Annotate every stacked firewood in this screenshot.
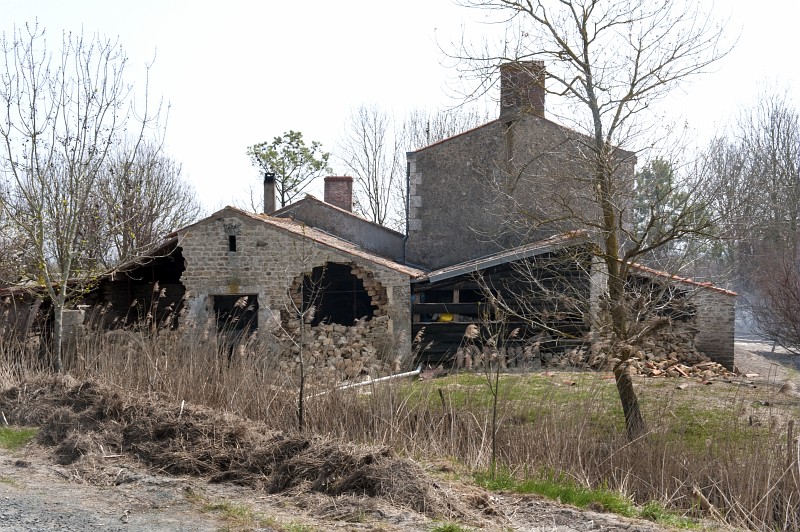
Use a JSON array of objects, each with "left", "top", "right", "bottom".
[
  {"left": 454, "top": 326, "right": 733, "bottom": 379},
  {"left": 579, "top": 327, "right": 734, "bottom": 378},
  {"left": 274, "top": 316, "right": 396, "bottom": 382}
]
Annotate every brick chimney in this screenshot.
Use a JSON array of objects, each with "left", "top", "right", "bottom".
[
  {"left": 500, "top": 61, "right": 545, "bottom": 119},
  {"left": 263, "top": 172, "right": 276, "bottom": 214},
  {"left": 324, "top": 176, "right": 353, "bottom": 211}
]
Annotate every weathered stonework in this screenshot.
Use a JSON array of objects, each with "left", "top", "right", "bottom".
[
  {"left": 178, "top": 208, "right": 419, "bottom": 362},
  {"left": 691, "top": 287, "right": 736, "bottom": 370},
  {"left": 405, "top": 113, "right": 633, "bottom": 270}
]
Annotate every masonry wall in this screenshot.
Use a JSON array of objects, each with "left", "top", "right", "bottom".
[
  {"left": 178, "top": 211, "right": 414, "bottom": 361},
  {"left": 691, "top": 288, "right": 735, "bottom": 370},
  {"left": 406, "top": 114, "right": 625, "bottom": 270},
  {"left": 275, "top": 199, "right": 405, "bottom": 261}
]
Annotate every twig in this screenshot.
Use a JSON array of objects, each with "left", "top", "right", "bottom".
[
  {"left": 691, "top": 485, "right": 723, "bottom": 520},
  {"left": 1, "top": 411, "right": 8, "bottom": 426},
  {"left": 178, "top": 399, "right": 185, "bottom": 419}
]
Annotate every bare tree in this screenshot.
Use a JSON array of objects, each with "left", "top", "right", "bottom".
[
  {"left": 703, "top": 91, "right": 800, "bottom": 287},
  {"left": 96, "top": 140, "right": 202, "bottom": 267},
  {"left": 402, "top": 106, "right": 492, "bottom": 151},
  {"left": 750, "top": 246, "right": 800, "bottom": 354},
  {"left": 0, "top": 24, "right": 163, "bottom": 372},
  {"left": 454, "top": 0, "right": 728, "bottom": 438},
  {"left": 339, "top": 105, "right": 404, "bottom": 228},
  {"left": 337, "top": 105, "right": 491, "bottom": 231},
  {"left": 702, "top": 91, "right": 800, "bottom": 346}
]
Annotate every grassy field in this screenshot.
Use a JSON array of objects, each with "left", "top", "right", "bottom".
[{"left": 0, "top": 328, "right": 798, "bottom": 530}]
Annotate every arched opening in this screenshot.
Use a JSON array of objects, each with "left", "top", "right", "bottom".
[{"left": 300, "top": 263, "right": 375, "bottom": 326}]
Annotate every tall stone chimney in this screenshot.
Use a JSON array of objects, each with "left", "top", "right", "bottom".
[
  {"left": 324, "top": 176, "right": 353, "bottom": 212},
  {"left": 263, "top": 172, "right": 276, "bottom": 214},
  {"left": 500, "top": 61, "right": 546, "bottom": 119}
]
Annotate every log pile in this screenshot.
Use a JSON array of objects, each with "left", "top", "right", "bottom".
[
  {"left": 454, "top": 326, "right": 733, "bottom": 379},
  {"left": 579, "top": 326, "right": 734, "bottom": 379},
  {"left": 274, "top": 316, "right": 396, "bottom": 383}
]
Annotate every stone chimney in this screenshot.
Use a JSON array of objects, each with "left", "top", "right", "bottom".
[
  {"left": 500, "top": 61, "right": 545, "bottom": 119},
  {"left": 324, "top": 176, "right": 353, "bottom": 211},
  {"left": 263, "top": 172, "right": 276, "bottom": 214}
]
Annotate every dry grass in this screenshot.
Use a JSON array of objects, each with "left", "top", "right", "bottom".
[{"left": 0, "top": 323, "right": 799, "bottom": 531}]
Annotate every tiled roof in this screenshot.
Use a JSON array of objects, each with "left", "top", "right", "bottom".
[
  {"left": 418, "top": 231, "right": 589, "bottom": 284},
  {"left": 415, "top": 229, "right": 735, "bottom": 296},
  {"left": 180, "top": 206, "right": 424, "bottom": 278},
  {"left": 272, "top": 194, "right": 405, "bottom": 238},
  {"left": 627, "top": 262, "right": 737, "bottom": 296}
]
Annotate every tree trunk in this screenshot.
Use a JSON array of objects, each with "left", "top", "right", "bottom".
[
  {"left": 613, "top": 364, "right": 646, "bottom": 439},
  {"left": 52, "top": 304, "right": 63, "bottom": 374}
]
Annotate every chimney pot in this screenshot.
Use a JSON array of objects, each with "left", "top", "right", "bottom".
[
  {"left": 324, "top": 176, "right": 353, "bottom": 212},
  {"left": 500, "top": 61, "right": 546, "bottom": 119},
  {"left": 263, "top": 172, "right": 276, "bottom": 214}
]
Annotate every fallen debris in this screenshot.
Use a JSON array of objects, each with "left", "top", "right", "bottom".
[{"left": 0, "top": 375, "right": 480, "bottom": 521}]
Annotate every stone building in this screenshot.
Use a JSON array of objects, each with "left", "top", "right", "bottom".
[
  {"left": 1, "top": 61, "right": 735, "bottom": 372},
  {"left": 406, "top": 61, "right": 635, "bottom": 270},
  {"left": 175, "top": 204, "right": 421, "bottom": 359}
]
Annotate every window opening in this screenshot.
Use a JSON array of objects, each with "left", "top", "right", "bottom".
[
  {"left": 228, "top": 235, "right": 237, "bottom": 252},
  {"left": 301, "top": 263, "right": 374, "bottom": 326},
  {"left": 213, "top": 295, "right": 258, "bottom": 335}
]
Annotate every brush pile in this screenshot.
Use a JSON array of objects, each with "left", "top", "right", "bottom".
[{"left": 0, "top": 375, "right": 473, "bottom": 520}]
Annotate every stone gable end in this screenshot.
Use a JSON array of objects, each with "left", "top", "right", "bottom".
[{"left": 178, "top": 211, "right": 413, "bottom": 359}]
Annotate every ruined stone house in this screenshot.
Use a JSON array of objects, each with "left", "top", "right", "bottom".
[
  {"left": 403, "top": 61, "right": 734, "bottom": 369},
  {"left": 1, "top": 61, "right": 735, "bottom": 372}
]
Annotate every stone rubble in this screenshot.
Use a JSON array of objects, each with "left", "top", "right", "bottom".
[{"left": 273, "top": 315, "right": 398, "bottom": 383}]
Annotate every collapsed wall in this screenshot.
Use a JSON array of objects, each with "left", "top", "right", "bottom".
[{"left": 273, "top": 315, "right": 399, "bottom": 383}]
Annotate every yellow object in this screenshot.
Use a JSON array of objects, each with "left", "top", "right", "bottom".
[{"left": 438, "top": 313, "right": 454, "bottom": 322}]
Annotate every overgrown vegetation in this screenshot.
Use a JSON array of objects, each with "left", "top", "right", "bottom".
[{"left": 0, "top": 323, "right": 797, "bottom": 531}]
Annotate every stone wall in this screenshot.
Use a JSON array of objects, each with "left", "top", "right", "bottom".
[
  {"left": 274, "top": 196, "right": 405, "bottom": 261},
  {"left": 178, "top": 210, "right": 415, "bottom": 363},
  {"left": 691, "top": 286, "right": 736, "bottom": 370},
  {"left": 273, "top": 316, "right": 398, "bottom": 383},
  {"left": 406, "top": 113, "right": 634, "bottom": 270}
]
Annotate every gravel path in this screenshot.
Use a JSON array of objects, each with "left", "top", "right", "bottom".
[
  {"left": 0, "top": 446, "right": 677, "bottom": 532},
  {"left": 734, "top": 337, "right": 800, "bottom": 389},
  {"left": 0, "top": 450, "right": 222, "bottom": 531}
]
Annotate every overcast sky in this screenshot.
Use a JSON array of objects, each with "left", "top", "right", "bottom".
[{"left": 3, "top": 1, "right": 799, "bottom": 213}]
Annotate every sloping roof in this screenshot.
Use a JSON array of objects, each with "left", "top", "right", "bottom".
[
  {"left": 101, "top": 236, "right": 180, "bottom": 280},
  {"left": 408, "top": 113, "right": 637, "bottom": 163},
  {"left": 0, "top": 236, "right": 182, "bottom": 297},
  {"left": 627, "top": 262, "right": 737, "bottom": 297},
  {"left": 272, "top": 194, "right": 405, "bottom": 238},
  {"left": 413, "top": 229, "right": 735, "bottom": 297},
  {"left": 417, "top": 231, "right": 589, "bottom": 284},
  {"left": 177, "top": 206, "right": 424, "bottom": 278}
]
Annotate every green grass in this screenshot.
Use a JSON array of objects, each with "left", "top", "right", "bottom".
[
  {"left": 476, "top": 470, "right": 699, "bottom": 528},
  {"left": 413, "top": 371, "right": 617, "bottom": 415},
  {"left": 184, "top": 488, "right": 290, "bottom": 530},
  {"left": 417, "top": 371, "right": 783, "bottom": 449},
  {"left": 203, "top": 500, "right": 253, "bottom": 520},
  {"left": 0, "top": 475, "right": 19, "bottom": 486},
  {"left": 476, "top": 470, "right": 637, "bottom": 516},
  {"left": 639, "top": 501, "right": 699, "bottom": 528},
  {"left": 0, "top": 427, "right": 37, "bottom": 450},
  {"left": 429, "top": 523, "right": 471, "bottom": 532}
]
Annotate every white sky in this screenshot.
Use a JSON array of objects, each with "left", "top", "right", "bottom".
[{"left": 3, "top": 1, "right": 800, "bottom": 214}]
